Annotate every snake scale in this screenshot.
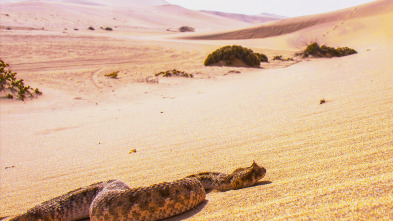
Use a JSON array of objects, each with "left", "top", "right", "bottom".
[{"left": 3, "top": 161, "right": 266, "bottom": 221}]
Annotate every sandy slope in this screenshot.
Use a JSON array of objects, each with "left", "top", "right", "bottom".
[
  {"left": 1, "top": 0, "right": 393, "bottom": 220},
  {"left": 185, "top": 0, "right": 393, "bottom": 43},
  {"left": 199, "top": 10, "right": 286, "bottom": 24}
]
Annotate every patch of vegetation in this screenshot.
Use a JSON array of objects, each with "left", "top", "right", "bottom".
[
  {"left": 88, "top": 26, "right": 95, "bottom": 31},
  {"left": 273, "top": 55, "right": 294, "bottom": 61},
  {"left": 320, "top": 98, "right": 326, "bottom": 105},
  {"left": 1, "top": 59, "right": 42, "bottom": 101},
  {"left": 179, "top": 26, "right": 195, "bottom": 32},
  {"left": 155, "top": 69, "right": 193, "bottom": 78},
  {"left": 204, "top": 45, "right": 268, "bottom": 67},
  {"left": 105, "top": 71, "right": 119, "bottom": 79},
  {"left": 273, "top": 55, "right": 282, "bottom": 60},
  {"left": 255, "top": 53, "right": 268, "bottom": 62},
  {"left": 301, "top": 42, "right": 357, "bottom": 58},
  {"left": 104, "top": 27, "right": 113, "bottom": 31}
]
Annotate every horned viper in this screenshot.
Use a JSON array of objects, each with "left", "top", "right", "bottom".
[{"left": 3, "top": 161, "right": 266, "bottom": 221}]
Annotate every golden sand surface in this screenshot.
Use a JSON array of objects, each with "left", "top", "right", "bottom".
[{"left": 1, "top": 0, "right": 392, "bottom": 219}]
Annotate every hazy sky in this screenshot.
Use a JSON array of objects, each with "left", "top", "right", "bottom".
[{"left": 165, "top": 0, "right": 376, "bottom": 17}]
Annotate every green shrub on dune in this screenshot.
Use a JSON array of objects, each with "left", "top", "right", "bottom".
[
  {"left": 302, "top": 42, "right": 357, "bottom": 58},
  {"left": 273, "top": 55, "right": 294, "bottom": 61},
  {"left": 273, "top": 55, "right": 283, "bottom": 60},
  {"left": 336, "top": 47, "right": 358, "bottom": 56},
  {"left": 255, "top": 53, "right": 268, "bottom": 63},
  {"left": 204, "top": 45, "right": 268, "bottom": 67}
]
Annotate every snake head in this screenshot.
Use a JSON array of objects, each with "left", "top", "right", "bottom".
[
  {"left": 250, "top": 161, "right": 267, "bottom": 181},
  {"left": 231, "top": 161, "right": 267, "bottom": 190}
]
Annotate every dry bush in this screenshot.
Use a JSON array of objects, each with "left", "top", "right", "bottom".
[
  {"left": 1, "top": 59, "right": 42, "bottom": 100},
  {"left": 273, "top": 55, "right": 294, "bottom": 61},
  {"left": 155, "top": 69, "right": 193, "bottom": 78},
  {"left": 204, "top": 45, "right": 268, "bottom": 67},
  {"left": 105, "top": 71, "right": 119, "bottom": 79},
  {"left": 301, "top": 42, "right": 357, "bottom": 58}
]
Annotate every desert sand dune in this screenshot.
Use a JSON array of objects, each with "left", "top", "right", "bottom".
[
  {"left": 185, "top": 0, "right": 393, "bottom": 43},
  {"left": 199, "top": 10, "right": 286, "bottom": 24},
  {"left": 1, "top": 0, "right": 393, "bottom": 220},
  {"left": 0, "top": 0, "right": 251, "bottom": 32}
]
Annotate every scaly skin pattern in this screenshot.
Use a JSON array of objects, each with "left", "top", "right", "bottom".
[
  {"left": 187, "top": 161, "right": 266, "bottom": 191},
  {"left": 89, "top": 178, "right": 206, "bottom": 221},
  {"left": 5, "top": 180, "right": 116, "bottom": 221},
  {"left": 4, "top": 161, "right": 266, "bottom": 221}
]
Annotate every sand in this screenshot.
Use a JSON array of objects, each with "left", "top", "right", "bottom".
[
  {"left": 1, "top": 0, "right": 393, "bottom": 219},
  {"left": 0, "top": 1, "right": 251, "bottom": 32}
]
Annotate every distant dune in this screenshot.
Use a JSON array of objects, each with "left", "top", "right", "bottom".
[
  {"left": 0, "top": 0, "right": 251, "bottom": 32},
  {"left": 185, "top": 0, "right": 393, "bottom": 45},
  {"left": 200, "top": 10, "right": 286, "bottom": 24},
  {"left": 0, "top": 0, "right": 169, "bottom": 6}
]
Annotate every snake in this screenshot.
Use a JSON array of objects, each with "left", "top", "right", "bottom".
[{"left": 3, "top": 161, "right": 266, "bottom": 221}]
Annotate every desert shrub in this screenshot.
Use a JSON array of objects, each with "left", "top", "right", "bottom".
[
  {"left": 105, "top": 71, "right": 119, "bottom": 79},
  {"left": 105, "top": 27, "right": 113, "bottom": 31},
  {"left": 273, "top": 55, "right": 293, "bottom": 61},
  {"left": 255, "top": 53, "right": 268, "bottom": 62},
  {"left": 302, "top": 42, "right": 319, "bottom": 57},
  {"left": 336, "top": 47, "right": 358, "bottom": 56},
  {"left": 88, "top": 26, "right": 95, "bottom": 31},
  {"left": 179, "top": 26, "right": 195, "bottom": 32},
  {"left": 204, "top": 45, "right": 267, "bottom": 67},
  {"left": 273, "top": 55, "right": 283, "bottom": 60},
  {"left": 0, "top": 59, "right": 42, "bottom": 100},
  {"left": 155, "top": 69, "right": 193, "bottom": 78},
  {"left": 302, "top": 42, "right": 357, "bottom": 58}
]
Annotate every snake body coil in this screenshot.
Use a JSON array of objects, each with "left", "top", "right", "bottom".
[{"left": 5, "top": 161, "right": 266, "bottom": 221}]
